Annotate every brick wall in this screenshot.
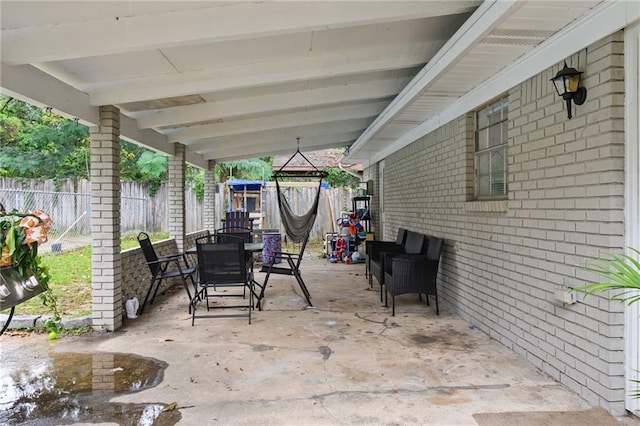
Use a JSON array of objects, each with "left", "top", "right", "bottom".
[{"left": 372, "top": 32, "right": 626, "bottom": 414}]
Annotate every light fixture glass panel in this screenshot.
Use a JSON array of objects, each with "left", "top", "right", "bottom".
[
  {"left": 552, "top": 78, "right": 566, "bottom": 96},
  {"left": 566, "top": 74, "right": 580, "bottom": 92}
]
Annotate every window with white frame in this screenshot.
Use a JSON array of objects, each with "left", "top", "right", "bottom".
[{"left": 475, "top": 96, "right": 508, "bottom": 199}]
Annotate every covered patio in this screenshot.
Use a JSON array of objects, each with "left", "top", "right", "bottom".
[
  {"left": 3, "top": 0, "right": 640, "bottom": 419},
  {"left": 1, "top": 257, "right": 626, "bottom": 425}
]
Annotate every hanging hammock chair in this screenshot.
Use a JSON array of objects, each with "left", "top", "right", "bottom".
[
  {"left": 257, "top": 141, "right": 327, "bottom": 309},
  {"left": 273, "top": 143, "right": 327, "bottom": 243}
]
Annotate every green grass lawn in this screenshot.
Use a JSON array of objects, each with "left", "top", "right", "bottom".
[{"left": 11, "top": 233, "right": 168, "bottom": 318}]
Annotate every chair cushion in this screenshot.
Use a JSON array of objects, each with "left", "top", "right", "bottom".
[
  {"left": 404, "top": 231, "right": 425, "bottom": 254},
  {"left": 395, "top": 228, "right": 408, "bottom": 245}
]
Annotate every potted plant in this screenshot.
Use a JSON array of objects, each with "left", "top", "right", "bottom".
[{"left": 0, "top": 205, "right": 60, "bottom": 336}]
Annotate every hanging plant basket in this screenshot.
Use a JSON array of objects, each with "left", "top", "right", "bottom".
[{"left": 0, "top": 210, "right": 52, "bottom": 310}]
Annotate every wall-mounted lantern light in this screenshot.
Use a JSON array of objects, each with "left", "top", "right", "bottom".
[{"left": 550, "top": 61, "right": 587, "bottom": 119}]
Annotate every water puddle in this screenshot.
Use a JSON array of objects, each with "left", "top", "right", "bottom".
[{"left": 0, "top": 351, "right": 181, "bottom": 425}]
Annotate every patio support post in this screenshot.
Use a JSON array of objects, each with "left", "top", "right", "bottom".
[
  {"left": 203, "top": 160, "right": 218, "bottom": 232},
  {"left": 89, "top": 105, "right": 122, "bottom": 332},
  {"left": 168, "top": 142, "right": 186, "bottom": 252}
]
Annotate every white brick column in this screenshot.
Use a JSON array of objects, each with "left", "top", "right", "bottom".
[
  {"left": 90, "top": 105, "right": 122, "bottom": 331},
  {"left": 203, "top": 160, "right": 217, "bottom": 232},
  {"left": 168, "top": 143, "right": 186, "bottom": 251}
]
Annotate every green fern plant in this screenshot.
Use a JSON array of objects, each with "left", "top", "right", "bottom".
[
  {"left": 573, "top": 248, "right": 640, "bottom": 304},
  {"left": 572, "top": 248, "right": 640, "bottom": 399}
]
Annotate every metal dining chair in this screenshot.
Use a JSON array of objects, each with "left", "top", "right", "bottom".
[
  {"left": 137, "top": 232, "right": 196, "bottom": 315},
  {"left": 192, "top": 234, "right": 253, "bottom": 325}
]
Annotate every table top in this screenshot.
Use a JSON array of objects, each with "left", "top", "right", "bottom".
[
  {"left": 244, "top": 242, "right": 264, "bottom": 253},
  {"left": 186, "top": 242, "right": 263, "bottom": 255}
]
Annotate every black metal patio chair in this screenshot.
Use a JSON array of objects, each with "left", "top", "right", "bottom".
[
  {"left": 215, "top": 226, "right": 253, "bottom": 243},
  {"left": 192, "top": 234, "right": 253, "bottom": 325},
  {"left": 137, "top": 232, "right": 196, "bottom": 315},
  {"left": 258, "top": 228, "right": 312, "bottom": 309},
  {"left": 215, "top": 226, "right": 254, "bottom": 275}
]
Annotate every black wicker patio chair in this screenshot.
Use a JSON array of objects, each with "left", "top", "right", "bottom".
[
  {"left": 365, "top": 227, "right": 407, "bottom": 282},
  {"left": 370, "top": 230, "right": 426, "bottom": 302},
  {"left": 384, "top": 236, "right": 444, "bottom": 316}
]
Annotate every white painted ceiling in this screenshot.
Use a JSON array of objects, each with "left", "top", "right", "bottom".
[{"left": 2, "top": 0, "right": 628, "bottom": 170}]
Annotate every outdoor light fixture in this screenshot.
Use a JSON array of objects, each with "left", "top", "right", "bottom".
[{"left": 550, "top": 61, "right": 587, "bottom": 119}]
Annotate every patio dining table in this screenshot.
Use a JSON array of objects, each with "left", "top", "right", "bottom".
[{"left": 185, "top": 242, "right": 263, "bottom": 256}]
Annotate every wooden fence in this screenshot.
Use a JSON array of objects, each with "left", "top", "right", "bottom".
[{"left": 0, "top": 179, "right": 356, "bottom": 241}]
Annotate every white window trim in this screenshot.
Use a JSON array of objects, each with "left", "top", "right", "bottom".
[{"left": 474, "top": 97, "right": 509, "bottom": 200}]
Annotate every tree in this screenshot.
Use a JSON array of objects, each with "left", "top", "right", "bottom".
[
  {"left": 0, "top": 96, "right": 274, "bottom": 194},
  {"left": 120, "top": 141, "right": 148, "bottom": 181},
  {"left": 323, "top": 168, "right": 361, "bottom": 188},
  {"left": 136, "top": 150, "right": 167, "bottom": 196},
  {"left": 185, "top": 159, "right": 273, "bottom": 202},
  {"left": 187, "top": 166, "right": 205, "bottom": 201},
  {"left": 216, "top": 158, "right": 272, "bottom": 182},
  {"left": 0, "top": 96, "right": 90, "bottom": 179}
]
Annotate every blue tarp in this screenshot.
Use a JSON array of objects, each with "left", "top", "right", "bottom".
[
  {"left": 226, "top": 179, "right": 265, "bottom": 191},
  {"left": 226, "top": 179, "right": 329, "bottom": 190}
]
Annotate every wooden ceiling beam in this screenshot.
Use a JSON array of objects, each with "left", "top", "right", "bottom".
[{"left": 2, "top": 1, "right": 478, "bottom": 64}]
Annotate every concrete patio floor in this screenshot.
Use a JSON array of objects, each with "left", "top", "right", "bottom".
[{"left": 2, "top": 256, "right": 638, "bottom": 425}]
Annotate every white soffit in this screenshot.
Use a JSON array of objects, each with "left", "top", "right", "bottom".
[
  {"left": 5, "top": 1, "right": 634, "bottom": 168},
  {"left": 343, "top": 0, "right": 630, "bottom": 167},
  {"left": 1, "top": 1, "right": 480, "bottom": 165}
]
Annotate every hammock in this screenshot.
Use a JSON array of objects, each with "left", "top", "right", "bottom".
[
  {"left": 274, "top": 145, "right": 327, "bottom": 243},
  {"left": 275, "top": 180, "right": 322, "bottom": 242},
  {"left": 257, "top": 143, "right": 327, "bottom": 309}
]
